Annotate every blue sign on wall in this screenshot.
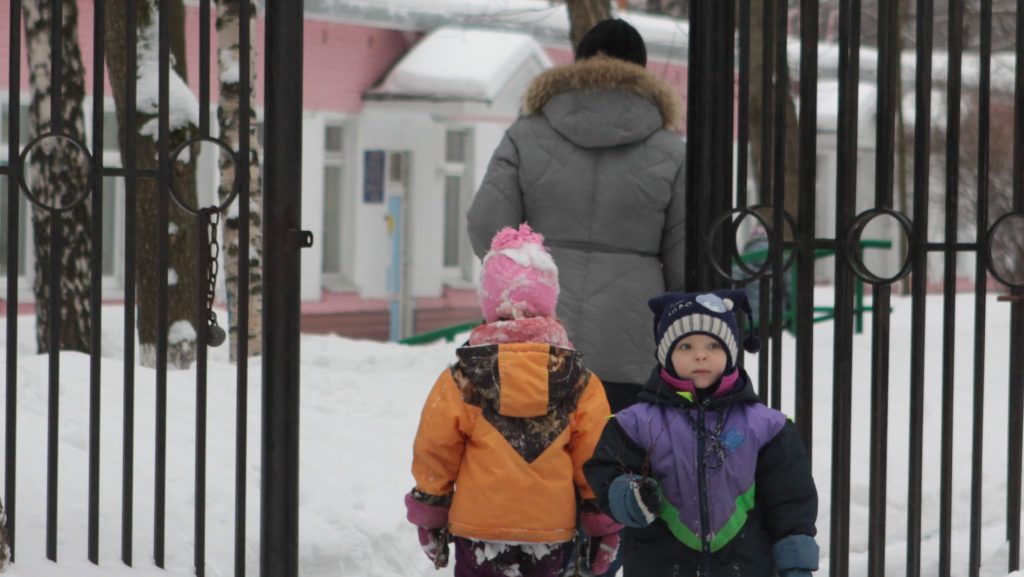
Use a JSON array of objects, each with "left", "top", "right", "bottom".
[{"left": 363, "top": 150, "right": 385, "bottom": 204}]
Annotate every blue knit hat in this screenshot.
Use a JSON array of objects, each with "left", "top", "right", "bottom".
[{"left": 649, "top": 290, "right": 761, "bottom": 376}]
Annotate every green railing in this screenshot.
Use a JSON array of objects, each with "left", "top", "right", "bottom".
[
  {"left": 399, "top": 240, "right": 892, "bottom": 344},
  {"left": 399, "top": 319, "right": 482, "bottom": 345},
  {"left": 739, "top": 238, "right": 892, "bottom": 334}
]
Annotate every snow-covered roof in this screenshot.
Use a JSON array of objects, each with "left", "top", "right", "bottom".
[
  {"left": 366, "top": 26, "right": 552, "bottom": 102},
  {"left": 309, "top": 0, "right": 690, "bottom": 61}
]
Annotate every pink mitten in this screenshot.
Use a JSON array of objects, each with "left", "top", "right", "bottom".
[
  {"left": 406, "top": 491, "right": 451, "bottom": 568},
  {"left": 590, "top": 531, "right": 621, "bottom": 575},
  {"left": 417, "top": 526, "right": 450, "bottom": 567},
  {"left": 581, "top": 509, "right": 623, "bottom": 575}
]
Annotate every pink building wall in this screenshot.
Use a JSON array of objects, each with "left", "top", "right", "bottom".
[{"left": 0, "top": 0, "right": 414, "bottom": 114}]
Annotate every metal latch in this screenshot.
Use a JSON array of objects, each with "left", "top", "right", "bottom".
[{"left": 292, "top": 229, "right": 314, "bottom": 249}]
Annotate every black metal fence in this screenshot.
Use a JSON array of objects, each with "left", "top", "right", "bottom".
[
  {"left": 687, "top": 1, "right": 1024, "bottom": 577},
  {"left": 2, "top": 0, "right": 301, "bottom": 576}
]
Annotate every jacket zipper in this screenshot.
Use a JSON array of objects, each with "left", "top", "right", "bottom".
[{"left": 696, "top": 402, "right": 712, "bottom": 574}]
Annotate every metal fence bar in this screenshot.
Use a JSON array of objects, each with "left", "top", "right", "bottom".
[
  {"left": 736, "top": 0, "right": 750, "bottom": 214},
  {"left": 756, "top": 0, "right": 774, "bottom": 399},
  {"left": 262, "top": 1, "right": 304, "bottom": 574},
  {"left": 5, "top": 0, "right": 23, "bottom": 560},
  {"left": 199, "top": 0, "right": 210, "bottom": 139},
  {"left": 49, "top": 0, "right": 63, "bottom": 135},
  {"left": 769, "top": 0, "right": 786, "bottom": 412},
  {"left": 44, "top": 0, "right": 68, "bottom": 562},
  {"left": 686, "top": 0, "right": 709, "bottom": 291},
  {"left": 1011, "top": 301, "right": 1024, "bottom": 573},
  {"left": 1008, "top": 2, "right": 1024, "bottom": 570},
  {"left": 718, "top": 0, "right": 735, "bottom": 276},
  {"left": 939, "top": 1, "right": 965, "bottom": 575},
  {"left": 122, "top": 0, "right": 140, "bottom": 565},
  {"left": 88, "top": 0, "right": 107, "bottom": 564},
  {"left": 155, "top": 0, "right": 172, "bottom": 566},
  {"left": 45, "top": 214, "right": 61, "bottom": 562},
  {"left": 236, "top": 0, "right": 254, "bottom": 574},
  {"left": 906, "top": 1, "right": 934, "bottom": 575},
  {"left": 795, "top": 0, "right": 818, "bottom": 454},
  {"left": 867, "top": 0, "right": 899, "bottom": 575},
  {"left": 968, "top": 2, "right": 992, "bottom": 576},
  {"left": 770, "top": 0, "right": 782, "bottom": 414},
  {"left": 195, "top": 210, "right": 210, "bottom": 577},
  {"left": 830, "top": 0, "right": 861, "bottom": 575}
]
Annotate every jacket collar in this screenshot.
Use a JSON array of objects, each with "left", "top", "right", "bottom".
[
  {"left": 638, "top": 365, "right": 761, "bottom": 408},
  {"left": 521, "top": 55, "right": 681, "bottom": 131}
]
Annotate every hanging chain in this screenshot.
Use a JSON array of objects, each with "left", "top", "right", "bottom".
[{"left": 204, "top": 208, "right": 226, "bottom": 347}]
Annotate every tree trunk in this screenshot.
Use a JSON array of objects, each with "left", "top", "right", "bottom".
[
  {"left": 22, "top": 0, "right": 92, "bottom": 353},
  {"left": 748, "top": 0, "right": 800, "bottom": 241},
  {"left": 105, "top": 0, "right": 201, "bottom": 369},
  {"left": 216, "top": 0, "right": 263, "bottom": 361},
  {"left": 566, "top": 0, "right": 613, "bottom": 49}
]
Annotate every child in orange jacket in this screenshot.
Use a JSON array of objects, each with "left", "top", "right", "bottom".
[{"left": 406, "top": 224, "right": 620, "bottom": 577}]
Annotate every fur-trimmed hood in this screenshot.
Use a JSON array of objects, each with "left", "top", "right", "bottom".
[{"left": 522, "top": 55, "right": 682, "bottom": 141}]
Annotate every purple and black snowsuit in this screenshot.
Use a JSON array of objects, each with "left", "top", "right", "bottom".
[{"left": 584, "top": 367, "right": 818, "bottom": 577}]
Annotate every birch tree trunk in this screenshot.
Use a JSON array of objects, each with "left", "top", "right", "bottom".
[
  {"left": 105, "top": 0, "right": 202, "bottom": 369},
  {"left": 22, "top": 0, "right": 92, "bottom": 353},
  {"left": 566, "top": 0, "right": 613, "bottom": 49},
  {"left": 216, "top": 0, "right": 263, "bottom": 361}
]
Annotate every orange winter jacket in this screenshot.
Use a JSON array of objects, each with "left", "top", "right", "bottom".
[{"left": 411, "top": 342, "right": 611, "bottom": 543}]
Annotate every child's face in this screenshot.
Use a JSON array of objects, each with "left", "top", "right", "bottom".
[{"left": 670, "top": 334, "right": 728, "bottom": 389}]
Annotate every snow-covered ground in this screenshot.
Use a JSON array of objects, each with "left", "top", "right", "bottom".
[{"left": 0, "top": 291, "right": 1022, "bottom": 577}]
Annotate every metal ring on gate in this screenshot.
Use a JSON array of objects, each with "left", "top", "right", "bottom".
[
  {"left": 706, "top": 205, "right": 797, "bottom": 284},
  {"left": 985, "top": 211, "right": 1024, "bottom": 288},
  {"left": 17, "top": 133, "right": 96, "bottom": 212},
  {"left": 168, "top": 136, "right": 240, "bottom": 216},
  {"left": 843, "top": 208, "right": 914, "bottom": 285}
]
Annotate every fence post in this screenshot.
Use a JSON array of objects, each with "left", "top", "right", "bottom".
[
  {"left": 261, "top": 1, "right": 304, "bottom": 576},
  {"left": 686, "top": 0, "right": 735, "bottom": 291}
]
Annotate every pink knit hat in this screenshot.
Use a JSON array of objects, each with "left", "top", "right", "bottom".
[{"left": 479, "top": 223, "right": 560, "bottom": 323}]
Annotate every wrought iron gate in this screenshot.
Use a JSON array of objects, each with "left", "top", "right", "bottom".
[
  {"left": 1, "top": 0, "right": 302, "bottom": 576},
  {"left": 686, "top": 2, "right": 1024, "bottom": 577}
]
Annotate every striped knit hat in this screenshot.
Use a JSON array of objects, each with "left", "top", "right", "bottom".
[{"left": 649, "top": 290, "right": 761, "bottom": 376}]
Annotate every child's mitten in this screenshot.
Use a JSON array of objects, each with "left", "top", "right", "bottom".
[
  {"left": 416, "top": 526, "right": 450, "bottom": 568},
  {"left": 581, "top": 508, "right": 624, "bottom": 575},
  {"left": 772, "top": 534, "right": 819, "bottom": 577},
  {"left": 405, "top": 490, "right": 451, "bottom": 567},
  {"left": 607, "top": 474, "right": 660, "bottom": 528}
]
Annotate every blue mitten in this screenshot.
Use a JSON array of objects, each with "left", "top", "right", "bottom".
[
  {"left": 607, "top": 474, "right": 660, "bottom": 528},
  {"left": 773, "top": 534, "right": 819, "bottom": 576}
]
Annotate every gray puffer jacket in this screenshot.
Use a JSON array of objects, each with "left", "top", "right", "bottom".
[{"left": 467, "top": 55, "right": 687, "bottom": 386}]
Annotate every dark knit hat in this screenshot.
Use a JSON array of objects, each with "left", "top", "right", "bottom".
[
  {"left": 575, "top": 19, "right": 647, "bottom": 68},
  {"left": 649, "top": 290, "right": 761, "bottom": 375}
]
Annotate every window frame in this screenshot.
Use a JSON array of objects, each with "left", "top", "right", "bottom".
[
  {"left": 319, "top": 118, "right": 356, "bottom": 290},
  {"left": 439, "top": 127, "right": 474, "bottom": 285}
]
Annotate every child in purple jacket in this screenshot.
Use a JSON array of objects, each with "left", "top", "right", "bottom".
[{"left": 583, "top": 290, "right": 819, "bottom": 577}]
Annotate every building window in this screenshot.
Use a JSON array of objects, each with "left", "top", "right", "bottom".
[
  {"left": 445, "top": 129, "right": 467, "bottom": 163},
  {"left": 103, "top": 110, "right": 120, "bottom": 152},
  {"left": 0, "top": 100, "right": 30, "bottom": 150},
  {"left": 443, "top": 175, "right": 461, "bottom": 267},
  {"left": 388, "top": 151, "right": 406, "bottom": 184},
  {"left": 322, "top": 124, "right": 347, "bottom": 278},
  {"left": 441, "top": 128, "right": 472, "bottom": 277},
  {"left": 322, "top": 165, "right": 344, "bottom": 274},
  {"left": 0, "top": 178, "right": 28, "bottom": 276}
]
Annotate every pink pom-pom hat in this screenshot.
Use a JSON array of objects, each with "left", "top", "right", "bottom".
[{"left": 478, "top": 223, "right": 560, "bottom": 323}]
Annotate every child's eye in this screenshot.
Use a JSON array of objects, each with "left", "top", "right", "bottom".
[
  {"left": 678, "top": 343, "right": 691, "bottom": 351},
  {"left": 708, "top": 342, "right": 721, "bottom": 350}
]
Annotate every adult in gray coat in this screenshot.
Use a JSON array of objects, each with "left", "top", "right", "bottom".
[{"left": 467, "top": 19, "right": 687, "bottom": 413}]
